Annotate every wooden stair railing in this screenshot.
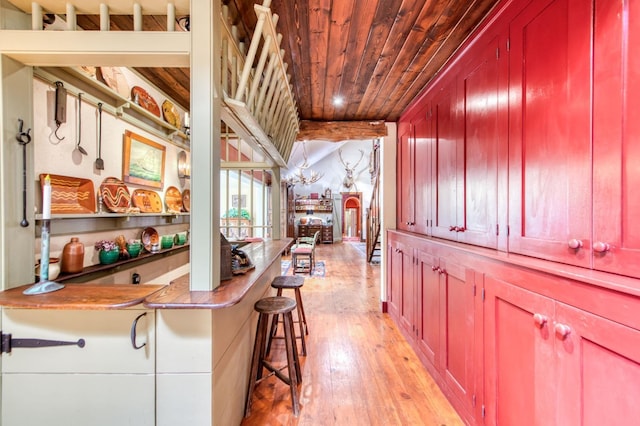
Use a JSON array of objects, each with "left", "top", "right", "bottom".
[{"left": 366, "top": 142, "right": 381, "bottom": 263}]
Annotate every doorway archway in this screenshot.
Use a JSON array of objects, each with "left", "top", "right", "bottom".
[{"left": 341, "top": 192, "right": 362, "bottom": 241}]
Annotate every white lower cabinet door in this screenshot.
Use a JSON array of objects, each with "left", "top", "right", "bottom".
[
  {"left": 2, "top": 373, "right": 155, "bottom": 426},
  {"left": 1, "top": 308, "right": 155, "bottom": 425}
]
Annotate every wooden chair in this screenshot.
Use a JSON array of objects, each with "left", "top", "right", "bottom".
[{"left": 291, "top": 231, "right": 319, "bottom": 274}]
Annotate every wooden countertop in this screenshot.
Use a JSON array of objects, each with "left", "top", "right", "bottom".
[
  {"left": 0, "top": 284, "right": 165, "bottom": 309},
  {"left": 144, "top": 238, "right": 291, "bottom": 309},
  {"left": 0, "top": 239, "right": 290, "bottom": 310}
]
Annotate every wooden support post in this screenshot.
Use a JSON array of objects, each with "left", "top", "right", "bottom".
[
  {"left": 133, "top": 3, "right": 142, "bottom": 32},
  {"left": 99, "top": 4, "right": 109, "bottom": 31},
  {"left": 31, "top": 2, "right": 43, "bottom": 30},
  {"left": 66, "top": 3, "right": 76, "bottom": 31}
]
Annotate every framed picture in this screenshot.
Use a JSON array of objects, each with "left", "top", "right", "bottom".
[{"left": 122, "top": 130, "right": 166, "bottom": 189}]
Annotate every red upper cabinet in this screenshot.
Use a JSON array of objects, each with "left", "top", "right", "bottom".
[
  {"left": 507, "top": 0, "right": 592, "bottom": 267},
  {"left": 397, "top": 120, "right": 415, "bottom": 232},
  {"left": 413, "top": 105, "right": 433, "bottom": 236},
  {"left": 455, "top": 35, "right": 506, "bottom": 250},
  {"left": 431, "top": 74, "right": 462, "bottom": 241},
  {"left": 592, "top": 0, "right": 640, "bottom": 279}
]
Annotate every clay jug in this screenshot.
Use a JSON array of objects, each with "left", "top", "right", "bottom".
[{"left": 61, "top": 237, "right": 85, "bottom": 273}]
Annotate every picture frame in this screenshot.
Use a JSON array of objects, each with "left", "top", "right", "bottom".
[{"left": 122, "top": 130, "right": 166, "bottom": 189}]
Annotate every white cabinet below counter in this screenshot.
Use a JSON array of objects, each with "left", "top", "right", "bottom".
[{"left": 2, "top": 308, "right": 155, "bottom": 426}]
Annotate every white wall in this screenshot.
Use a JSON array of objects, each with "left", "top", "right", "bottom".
[
  {"left": 32, "top": 76, "right": 190, "bottom": 269},
  {"left": 290, "top": 140, "right": 375, "bottom": 238}
]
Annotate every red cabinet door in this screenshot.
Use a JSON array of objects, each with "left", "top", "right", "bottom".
[
  {"left": 507, "top": 0, "right": 592, "bottom": 267},
  {"left": 417, "top": 249, "right": 440, "bottom": 366},
  {"left": 432, "top": 76, "right": 462, "bottom": 240},
  {"left": 555, "top": 302, "right": 640, "bottom": 425},
  {"left": 413, "top": 105, "right": 433, "bottom": 236},
  {"left": 592, "top": 0, "right": 640, "bottom": 279},
  {"left": 398, "top": 240, "right": 415, "bottom": 338},
  {"left": 484, "top": 276, "right": 556, "bottom": 426},
  {"left": 440, "top": 258, "right": 475, "bottom": 419},
  {"left": 457, "top": 36, "right": 504, "bottom": 249},
  {"left": 397, "top": 122, "right": 415, "bottom": 231},
  {"left": 386, "top": 239, "right": 403, "bottom": 319}
]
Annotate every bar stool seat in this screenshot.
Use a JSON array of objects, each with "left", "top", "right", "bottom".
[
  {"left": 245, "top": 296, "right": 302, "bottom": 417},
  {"left": 267, "top": 276, "right": 308, "bottom": 356}
]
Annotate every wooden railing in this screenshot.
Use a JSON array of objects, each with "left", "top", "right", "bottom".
[
  {"left": 366, "top": 142, "right": 381, "bottom": 263},
  {"left": 220, "top": 0, "right": 300, "bottom": 167}
]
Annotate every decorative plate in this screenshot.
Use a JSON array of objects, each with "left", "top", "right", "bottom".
[
  {"left": 162, "top": 100, "right": 181, "bottom": 128},
  {"left": 79, "top": 66, "right": 97, "bottom": 78},
  {"left": 141, "top": 227, "right": 159, "bottom": 252},
  {"left": 131, "top": 86, "right": 161, "bottom": 117},
  {"left": 131, "top": 189, "right": 163, "bottom": 213},
  {"left": 165, "top": 186, "right": 183, "bottom": 213},
  {"left": 41, "top": 174, "right": 96, "bottom": 214},
  {"left": 100, "top": 177, "right": 131, "bottom": 213},
  {"left": 98, "top": 67, "right": 130, "bottom": 99},
  {"left": 182, "top": 189, "right": 191, "bottom": 212}
]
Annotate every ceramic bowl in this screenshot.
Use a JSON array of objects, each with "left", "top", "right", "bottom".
[{"left": 99, "top": 249, "right": 120, "bottom": 265}]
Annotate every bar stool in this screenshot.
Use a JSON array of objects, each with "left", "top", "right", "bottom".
[
  {"left": 245, "top": 296, "right": 302, "bottom": 417},
  {"left": 267, "top": 275, "right": 308, "bottom": 356}
]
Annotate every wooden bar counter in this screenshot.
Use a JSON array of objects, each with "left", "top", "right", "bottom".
[
  {"left": 0, "top": 239, "right": 291, "bottom": 310},
  {"left": 0, "top": 239, "right": 290, "bottom": 426},
  {"left": 145, "top": 238, "right": 291, "bottom": 309}
]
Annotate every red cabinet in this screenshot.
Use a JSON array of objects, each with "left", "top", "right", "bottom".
[
  {"left": 431, "top": 75, "right": 462, "bottom": 241},
  {"left": 397, "top": 120, "right": 415, "bottom": 232},
  {"left": 387, "top": 232, "right": 478, "bottom": 423},
  {"left": 413, "top": 105, "right": 433, "bottom": 236},
  {"left": 484, "top": 274, "right": 640, "bottom": 425},
  {"left": 397, "top": 106, "right": 433, "bottom": 235},
  {"left": 592, "top": 0, "right": 640, "bottom": 279},
  {"left": 456, "top": 36, "right": 505, "bottom": 249},
  {"left": 507, "top": 0, "right": 592, "bottom": 267}
]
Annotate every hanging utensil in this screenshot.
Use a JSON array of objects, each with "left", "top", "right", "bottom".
[
  {"left": 76, "top": 93, "right": 87, "bottom": 155},
  {"left": 54, "top": 81, "right": 66, "bottom": 141},
  {"left": 16, "top": 119, "right": 32, "bottom": 227},
  {"left": 95, "top": 102, "right": 104, "bottom": 170}
]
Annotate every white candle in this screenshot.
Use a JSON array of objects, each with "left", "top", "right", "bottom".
[
  {"left": 43, "top": 174, "right": 51, "bottom": 219},
  {"left": 184, "top": 112, "right": 190, "bottom": 127}
]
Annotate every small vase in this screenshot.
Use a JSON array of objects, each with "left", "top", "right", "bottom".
[
  {"left": 61, "top": 237, "right": 85, "bottom": 273},
  {"left": 99, "top": 249, "right": 120, "bottom": 265}
]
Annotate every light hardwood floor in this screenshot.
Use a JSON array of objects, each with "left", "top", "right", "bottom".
[{"left": 241, "top": 241, "right": 463, "bottom": 426}]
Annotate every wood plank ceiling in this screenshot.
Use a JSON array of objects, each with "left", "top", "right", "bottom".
[{"left": 76, "top": 0, "right": 501, "bottom": 138}]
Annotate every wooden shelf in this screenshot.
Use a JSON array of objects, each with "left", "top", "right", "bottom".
[
  {"left": 35, "top": 213, "right": 190, "bottom": 236},
  {"left": 57, "top": 244, "right": 189, "bottom": 284},
  {"left": 34, "top": 67, "right": 190, "bottom": 150}
]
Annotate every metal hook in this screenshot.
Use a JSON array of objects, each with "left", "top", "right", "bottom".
[
  {"left": 16, "top": 118, "right": 32, "bottom": 145},
  {"left": 54, "top": 123, "right": 64, "bottom": 141}
]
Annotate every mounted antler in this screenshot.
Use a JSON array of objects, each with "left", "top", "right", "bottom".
[{"left": 339, "top": 148, "right": 366, "bottom": 190}]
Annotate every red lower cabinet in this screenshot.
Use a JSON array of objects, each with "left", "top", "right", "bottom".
[
  {"left": 484, "top": 275, "right": 640, "bottom": 425},
  {"left": 555, "top": 303, "right": 640, "bottom": 425},
  {"left": 388, "top": 232, "right": 478, "bottom": 424},
  {"left": 484, "top": 276, "right": 556, "bottom": 425}
]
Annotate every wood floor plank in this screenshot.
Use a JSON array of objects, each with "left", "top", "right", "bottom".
[{"left": 241, "top": 242, "right": 463, "bottom": 425}]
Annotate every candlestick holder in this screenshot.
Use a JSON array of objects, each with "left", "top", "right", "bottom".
[{"left": 23, "top": 219, "right": 64, "bottom": 295}]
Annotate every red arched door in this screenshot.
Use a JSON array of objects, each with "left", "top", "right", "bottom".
[{"left": 341, "top": 193, "right": 362, "bottom": 241}]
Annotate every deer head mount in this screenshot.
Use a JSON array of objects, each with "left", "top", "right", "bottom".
[{"left": 339, "top": 148, "right": 366, "bottom": 190}]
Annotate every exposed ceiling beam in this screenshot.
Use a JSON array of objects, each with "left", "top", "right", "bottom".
[{"left": 296, "top": 120, "right": 387, "bottom": 142}]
